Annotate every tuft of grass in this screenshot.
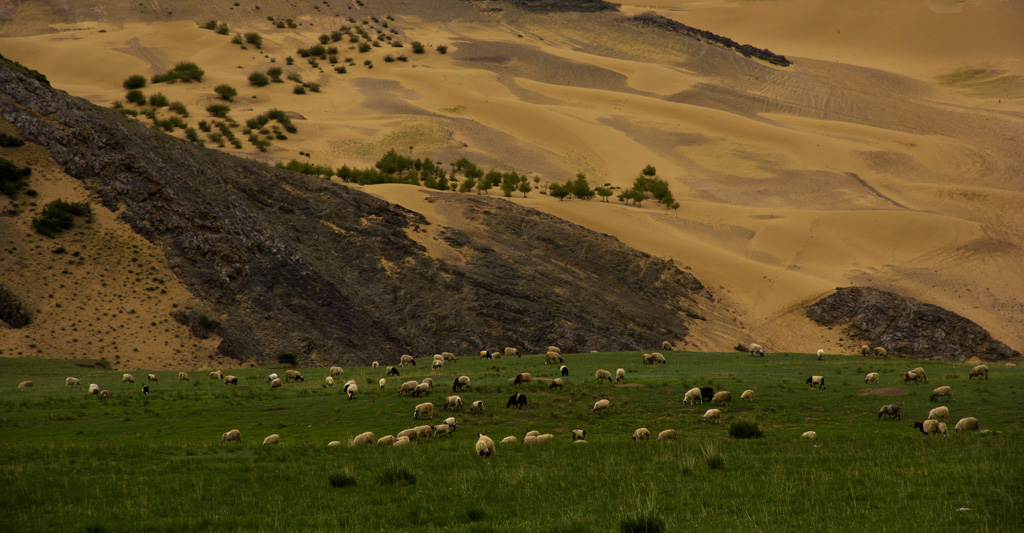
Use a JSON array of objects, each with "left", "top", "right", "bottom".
[
  {"left": 728, "top": 420, "right": 763, "bottom": 439},
  {"left": 122, "top": 74, "right": 147, "bottom": 90},
  {"left": 327, "top": 472, "right": 356, "bottom": 488},
  {"left": 248, "top": 72, "right": 269, "bottom": 87},
  {"left": 620, "top": 513, "right": 665, "bottom": 533},
  {"left": 377, "top": 467, "right": 416, "bottom": 487},
  {"left": 214, "top": 85, "right": 237, "bottom": 102},
  {"left": 411, "top": 41, "right": 425, "bottom": 54},
  {"left": 267, "top": 67, "right": 283, "bottom": 82},
  {"left": 148, "top": 93, "right": 169, "bottom": 107},
  {"left": 206, "top": 104, "right": 231, "bottom": 118},
  {"left": 125, "top": 90, "right": 146, "bottom": 105}
]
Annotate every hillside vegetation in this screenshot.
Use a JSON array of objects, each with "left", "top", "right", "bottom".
[{"left": 2, "top": 351, "right": 1021, "bottom": 530}]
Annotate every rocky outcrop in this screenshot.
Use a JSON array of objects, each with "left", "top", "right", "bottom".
[
  {"left": 807, "top": 287, "right": 1019, "bottom": 362},
  {"left": 0, "top": 60, "right": 717, "bottom": 364},
  {"left": 0, "top": 283, "right": 30, "bottom": 328},
  {"left": 628, "top": 13, "right": 792, "bottom": 67}
]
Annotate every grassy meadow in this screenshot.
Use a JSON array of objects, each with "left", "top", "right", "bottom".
[{"left": 0, "top": 351, "right": 1021, "bottom": 532}]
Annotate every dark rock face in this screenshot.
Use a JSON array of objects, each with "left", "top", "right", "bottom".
[
  {"left": 0, "top": 61, "right": 714, "bottom": 364},
  {"left": 807, "top": 287, "right": 1019, "bottom": 362},
  {"left": 0, "top": 283, "right": 30, "bottom": 328},
  {"left": 494, "top": 0, "right": 618, "bottom": 13},
  {"left": 628, "top": 13, "right": 792, "bottom": 67}
]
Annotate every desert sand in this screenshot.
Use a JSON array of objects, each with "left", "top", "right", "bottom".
[{"left": 2, "top": 0, "right": 1022, "bottom": 367}]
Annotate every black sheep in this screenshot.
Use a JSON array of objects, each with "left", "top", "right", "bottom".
[
  {"left": 560, "top": 365, "right": 569, "bottom": 377},
  {"left": 700, "top": 387, "right": 714, "bottom": 402},
  {"left": 506, "top": 393, "right": 527, "bottom": 409}
]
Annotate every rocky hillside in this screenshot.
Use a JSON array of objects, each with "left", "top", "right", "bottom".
[
  {"left": 0, "top": 60, "right": 718, "bottom": 365},
  {"left": 806, "top": 287, "right": 1020, "bottom": 362}
]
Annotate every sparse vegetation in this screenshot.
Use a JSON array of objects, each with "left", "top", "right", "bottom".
[
  {"left": 214, "top": 84, "right": 237, "bottom": 102},
  {"left": 32, "top": 199, "right": 91, "bottom": 237},
  {"left": 216, "top": 22, "right": 229, "bottom": 35},
  {"left": 122, "top": 75, "right": 147, "bottom": 90},
  {"left": 168, "top": 101, "right": 189, "bottom": 117},
  {"left": 266, "top": 67, "right": 283, "bottom": 83},
  {"left": 151, "top": 62, "right": 205, "bottom": 84},
  {"left": 147, "top": 93, "right": 169, "bottom": 107},
  {"left": 125, "top": 90, "right": 146, "bottom": 105},
  {"left": 205, "top": 104, "right": 231, "bottom": 118},
  {"left": 0, "top": 133, "right": 25, "bottom": 148},
  {"left": 244, "top": 32, "right": 263, "bottom": 49},
  {"left": 0, "top": 157, "right": 32, "bottom": 198},
  {"left": 248, "top": 72, "right": 269, "bottom": 87},
  {"left": 293, "top": 85, "right": 306, "bottom": 95},
  {"left": 411, "top": 41, "right": 425, "bottom": 54},
  {"left": 437, "top": 45, "right": 448, "bottom": 54}
]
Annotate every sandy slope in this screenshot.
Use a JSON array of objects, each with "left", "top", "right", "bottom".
[{"left": 1, "top": 0, "right": 1022, "bottom": 364}]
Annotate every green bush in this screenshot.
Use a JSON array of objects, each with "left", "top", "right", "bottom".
[
  {"left": 335, "top": 66, "right": 347, "bottom": 74},
  {"left": 122, "top": 74, "right": 147, "bottom": 90},
  {"left": 0, "top": 157, "right": 32, "bottom": 198},
  {"left": 168, "top": 101, "right": 189, "bottom": 117},
  {"left": 216, "top": 22, "right": 229, "bottom": 35},
  {"left": 358, "top": 42, "right": 371, "bottom": 53},
  {"left": 411, "top": 41, "right": 425, "bottom": 54},
  {"left": 304, "top": 82, "right": 320, "bottom": 93},
  {"left": 184, "top": 128, "right": 201, "bottom": 144},
  {"left": 206, "top": 104, "right": 231, "bottom": 118},
  {"left": 384, "top": 55, "right": 395, "bottom": 63},
  {"left": 728, "top": 420, "right": 763, "bottom": 439},
  {"left": 285, "top": 56, "right": 294, "bottom": 65},
  {"left": 214, "top": 85, "right": 237, "bottom": 102},
  {"left": 148, "top": 93, "right": 169, "bottom": 107},
  {"left": 620, "top": 514, "right": 665, "bottom": 533},
  {"left": 231, "top": 34, "right": 243, "bottom": 45},
  {"left": 293, "top": 85, "right": 306, "bottom": 95},
  {"left": 244, "top": 32, "right": 263, "bottom": 49},
  {"left": 201, "top": 20, "right": 217, "bottom": 30},
  {"left": 125, "top": 89, "right": 146, "bottom": 105},
  {"left": 286, "top": 72, "right": 303, "bottom": 83},
  {"left": 327, "top": 473, "right": 356, "bottom": 488},
  {"left": 152, "top": 62, "right": 205, "bottom": 84},
  {"left": 248, "top": 72, "right": 269, "bottom": 87},
  {"left": 377, "top": 467, "right": 415, "bottom": 486},
  {"left": 0, "top": 133, "right": 24, "bottom": 148},
  {"left": 267, "top": 66, "right": 283, "bottom": 82},
  {"left": 32, "top": 199, "right": 91, "bottom": 237},
  {"left": 437, "top": 45, "right": 448, "bottom": 54}
]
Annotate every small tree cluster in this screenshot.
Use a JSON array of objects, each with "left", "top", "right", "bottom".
[
  {"left": 549, "top": 173, "right": 595, "bottom": 201},
  {"left": 32, "top": 199, "right": 91, "bottom": 237},
  {"left": 0, "top": 157, "right": 31, "bottom": 198},
  {"left": 122, "top": 74, "right": 147, "bottom": 90},
  {"left": 151, "top": 62, "right": 205, "bottom": 84},
  {"left": 618, "top": 165, "right": 680, "bottom": 214}
]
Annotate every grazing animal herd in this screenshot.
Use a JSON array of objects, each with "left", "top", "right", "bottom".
[{"left": 14, "top": 343, "right": 1009, "bottom": 454}]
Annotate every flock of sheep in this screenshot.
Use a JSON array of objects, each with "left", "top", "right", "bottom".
[{"left": 21, "top": 342, "right": 1006, "bottom": 451}]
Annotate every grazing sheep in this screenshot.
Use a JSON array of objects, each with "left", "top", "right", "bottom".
[
  {"left": 572, "top": 429, "right": 586, "bottom": 442},
  {"left": 142, "top": 385, "right": 149, "bottom": 395},
  {"left": 914, "top": 420, "right": 942, "bottom": 435},
  {"left": 266, "top": 373, "right": 278, "bottom": 383},
  {"left": 874, "top": 347, "right": 888, "bottom": 358},
  {"left": 179, "top": 372, "right": 189, "bottom": 382},
  {"left": 928, "top": 406, "right": 949, "bottom": 420},
  {"left": 700, "top": 387, "right": 714, "bottom": 402},
  {"left": 657, "top": 429, "right": 677, "bottom": 441},
  {"left": 325, "top": 376, "right": 335, "bottom": 388},
  {"left": 99, "top": 389, "right": 109, "bottom": 398},
  {"left": 749, "top": 343, "right": 765, "bottom": 357},
  {"left": 414, "top": 402, "right": 435, "bottom": 420},
  {"left": 506, "top": 393, "right": 527, "bottom": 409},
  {"left": 223, "top": 375, "right": 238, "bottom": 385},
  {"left": 806, "top": 375, "right": 825, "bottom": 389},
  {"left": 549, "top": 378, "right": 563, "bottom": 390},
  {"left": 592, "top": 399, "right": 610, "bottom": 412},
  {"left": 860, "top": 345, "right": 870, "bottom": 356},
  {"left": 442, "top": 352, "right": 457, "bottom": 362},
  {"left": 65, "top": 377, "right": 81, "bottom": 386},
  {"left": 878, "top": 404, "right": 901, "bottom": 421},
  {"left": 330, "top": 366, "right": 344, "bottom": 378},
  {"left": 633, "top": 428, "right": 650, "bottom": 441},
  {"left": 372, "top": 361, "right": 380, "bottom": 369},
  {"left": 445, "top": 395, "right": 464, "bottom": 411},
  {"left": 393, "top": 436, "right": 412, "bottom": 447},
  {"left": 650, "top": 352, "right": 666, "bottom": 364},
  {"left": 702, "top": 408, "right": 722, "bottom": 423},
  {"left": 546, "top": 352, "right": 562, "bottom": 364},
  {"left": 574, "top": 439, "right": 588, "bottom": 445},
  {"left": 740, "top": 389, "right": 754, "bottom": 401},
  {"left": 683, "top": 387, "right": 703, "bottom": 405},
  {"left": 490, "top": 351, "right": 501, "bottom": 360},
  {"left": 220, "top": 429, "right": 242, "bottom": 445},
  {"left": 270, "top": 378, "right": 282, "bottom": 390},
  {"left": 433, "top": 423, "right": 452, "bottom": 437},
  {"left": 523, "top": 435, "right": 539, "bottom": 444},
  {"left": 560, "top": 365, "right": 569, "bottom": 376},
  {"left": 476, "top": 434, "right": 496, "bottom": 458},
  {"left": 642, "top": 353, "right": 652, "bottom": 364},
  {"left": 911, "top": 367, "right": 928, "bottom": 383},
  {"left": 903, "top": 371, "right": 923, "bottom": 385},
  {"left": 413, "top": 383, "right": 431, "bottom": 397},
  {"left": 615, "top": 368, "right": 626, "bottom": 382},
  {"left": 263, "top": 434, "right": 281, "bottom": 445},
  {"left": 470, "top": 400, "right": 484, "bottom": 414},
  {"left": 399, "top": 380, "right": 419, "bottom": 396},
  {"left": 352, "top": 431, "right": 375, "bottom": 446},
  {"left": 479, "top": 350, "right": 490, "bottom": 359},
  {"left": 547, "top": 346, "right": 561, "bottom": 355},
  {"left": 378, "top": 378, "right": 386, "bottom": 389},
  {"left": 15, "top": 380, "right": 32, "bottom": 389},
  {"left": 801, "top": 431, "right": 817, "bottom": 439},
  {"left": 525, "top": 430, "right": 540, "bottom": 438},
  {"left": 346, "top": 383, "right": 359, "bottom": 400},
  {"left": 400, "top": 354, "right": 416, "bottom": 367},
  {"left": 969, "top": 365, "right": 989, "bottom": 380},
  {"left": 661, "top": 340, "right": 672, "bottom": 350},
  {"left": 88, "top": 383, "right": 100, "bottom": 395},
  {"left": 816, "top": 349, "right": 825, "bottom": 360},
  {"left": 123, "top": 373, "right": 135, "bottom": 384},
  {"left": 396, "top": 428, "right": 419, "bottom": 442},
  {"left": 444, "top": 416, "right": 456, "bottom": 430},
  {"left": 432, "top": 359, "right": 444, "bottom": 370},
  {"left": 954, "top": 417, "right": 980, "bottom": 433},
  {"left": 285, "top": 370, "right": 304, "bottom": 382},
  {"left": 504, "top": 347, "right": 518, "bottom": 357},
  {"left": 148, "top": 374, "right": 158, "bottom": 382},
  {"left": 938, "top": 422, "right": 948, "bottom": 435},
  {"left": 595, "top": 369, "right": 613, "bottom": 382},
  {"left": 1006, "top": 363, "right": 1017, "bottom": 367},
  {"left": 453, "top": 375, "right": 470, "bottom": 392},
  {"left": 377, "top": 435, "right": 396, "bottom": 446},
  {"left": 328, "top": 441, "right": 342, "bottom": 446},
  {"left": 415, "top": 425, "right": 433, "bottom": 439},
  {"left": 513, "top": 372, "right": 531, "bottom": 385},
  {"left": 930, "top": 386, "right": 954, "bottom": 402},
  {"left": 501, "top": 436, "right": 518, "bottom": 444},
  {"left": 386, "top": 366, "right": 400, "bottom": 377},
  {"left": 865, "top": 372, "right": 880, "bottom": 384},
  {"left": 209, "top": 370, "right": 222, "bottom": 380},
  {"left": 712, "top": 391, "right": 732, "bottom": 406},
  {"left": 537, "top": 434, "right": 555, "bottom": 443}
]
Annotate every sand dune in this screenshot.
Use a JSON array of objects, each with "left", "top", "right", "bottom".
[{"left": 2, "top": 0, "right": 1023, "bottom": 363}]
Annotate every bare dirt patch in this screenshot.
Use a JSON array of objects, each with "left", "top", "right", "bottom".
[{"left": 860, "top": 388, "right": 910, "bottom": 397}]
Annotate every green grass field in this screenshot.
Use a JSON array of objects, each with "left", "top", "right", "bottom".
[{"left": 1, "top": 351, "right": 1021, "bottom": 532}]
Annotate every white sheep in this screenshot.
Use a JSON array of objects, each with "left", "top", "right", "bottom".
[
  {"left": 352, "top": 431, "right": 375, "bottom": 445},
  {"left": 536, "top": 434, "right": 555, "bottom": 443},
  {"left": 442, "top": 352, "right": 457, "bottom": 362},
  {"left": 393, "top": 436, "right": 412, "bottom": 447},
  {"left": 595, "top": 369, "right": 613, "bottom": 382},
  {"left": 432, "top": 359, "right": 444, "bottom": 370},
  {"left": 377, "top": 435, "right": 396, "bottom": 446},
  {"left": 504, "top": 347, "right": 518, "bottom": 357},
  {"left": 656, "top": 429, "right": 676, "bottom": 441},
  {"left": 740, "top": 389, "right": 754, "bottom": 401},
  {"left": 816, "top": 349, "right": 824, "bottom": 360},
  {"left": 914, "top": 419, "right": 943, "bottom": 435},
  {"left": 400, "top": 354, "right": 416, "bottom": 367},
  {"left": 523, "top": 435, "right": 539, "bottom": 444},
  {"left": 650, "top": 352, "right": 666, "bottom": 364},
  {"left": 210, "top": 370, "right": 223, "bottom": 380},
  {"left": 399, "top": 380, "right": 419, "bottom": 395},
  {"left": 865, "top": 372, "right": 879, "bottom": 384},
  {"left": 684, "top": 387, "right": 703, "bottom": 405},
  {"left": 500, "top": 436, "right": 518, "bottom": 444},
  {"left": 444, "top": 417, "right": 456, "bottom": 430},
  {"left": 549, "top": 378, "right": 563, "bottom": 390},
  {"left": 422, "top": 377, "right": 434, "bottom": 390},
  {"left": 267, "top": 373, "right": 278, "bottom": 383},
  {"left": 571, "top": 429, "right": 586, "bottom": 441},
  {"left": 547, "top": 346, "right": 561, "bottom": 355},
  {"left": 661, "top": 340, "right": 672, "bottom": 350},
  {"left": 270, "top": 378, "right": 282, "bottom": 390},
  {"left": 220, "top": 429, "right": 241, "bottom": 444},
  {"left": 702, "top": 408, "right": 722, "bottom": 423},
  {"left": 801, "top": 430, "right": 817, "bottom": 439},
  {"left": 396, "top": 428, "right": 419, "bottom": 442},
  {"left": 263, "top": 434, "right": 281, "bottom": 445},
  {"left": 860, "top": 345, "right": 870, "bottom": 356},
  {"left": 928, "top": 406, "right": 949, "bottom": 420},
  {"left": 452, "top": 375, "right": 470, "bottom": 392},
  {"left": 445, "top": 395, "right": 463, "bottom": 411},
  {"left": 413, "top": 382, "right": 431, "bottom": 397},
  {"left": 930, "top": 386, "right": 954, "bottom": 402},
  {"left": 1006, "top": 363, "right": 1017, "bottom": 367},
  {"left": 615, "top": 368, "right": 626, "bottom": 382},
  {"left": 330, "top": 366, "right": 344, "bottom": 378},
  {"left": 954, "top": 417, "right": 980, "bottom": 433},
  {"left": 123, "top": 373, "right": 135, "bottom": 384},
  {"left": 346, "top": 383, "right": 359, "bottom": 400},
  {"left": 592, "top": 399, "right": 610, "bottom": 412},
  {"left": 470, "top": 400, "right": 484, "bottom": 414},
  {"left": 749, "top": 343, "right": 765, "bottom": 357},
  {"left": 285, "top": 370, "right": 304, "bottom": 382},
  {"left": 476, "top": 434, "right": 496, "bottom": 457},
  {"left": 633, "top": 428, "right": 650, "bottom": 441},
  {"left": 379, "top": 378, "right": 386, "bottom": 389},
  {"left": 911, "top": 367, "right": 928, "bottom": 383},
  {"left": 642, "top": 353, "right": 652, "bottom": 364},
  {"left": 711, "top": 391, "right": 732, "bottom": 406},
  {"left": 969, "top": 365, "right": 988, "bottom": 380},
  {"left": 88, "top": 383, "right": 100, "bottom": 395},
  {"left": 223, "top": 375, "right": 238, "bottom": 385},
  {"left": 325, "top": 376, "right": 335, "bottom": 388},
  {"left": 372, "top": 361, "right": 380, "bottom": 368},
  {"left": 938, "top": 422, "right": 948, "bottom": 435},
  {"left": 874, "top": 347, "right": 888, "bottom": 358},
  {"left": 903, "top": 370, "right": 922, "bottom": 385},
  {"left": 490, "top": 351, "right": 501, "bottom": 359},
  {"left": 414, "top": 425, "right": 433, "bottom": 439},
  {"left": 414, "top": 402, "right": 435, "bottom": 419},
  {"left": 525, "top": 430, "right": 540, "bottom": 438},
  {"left": 178, "top": 372, "right": 189, "bottom": 382},
  {"left": 433, "top": 423, "right": 452, "bottom": 437},
  {"left": 147, "top": 374, "right": 158, "bottom": 382},
  {"left": 328, "top": 440, "right": 342, "bottom": 446},
  {"left": 65, "top": 377, "right": 81, "bottom": 386},
  {"left": 806, "top": 375, "right": 825, "bottom": 389},
  {"left": 546, "top": 352, "right": 562, "bottom": 364}
]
